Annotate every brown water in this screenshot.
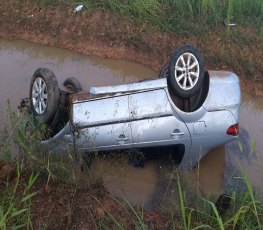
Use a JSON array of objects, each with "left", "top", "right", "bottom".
[
  {"left": 0, "top": 39, "right": 262, "bottom": 209},
  {"left": 225, "top": 93, "right": 263, "bottom": 193}
]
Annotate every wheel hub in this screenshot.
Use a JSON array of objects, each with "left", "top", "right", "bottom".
[
  {"left": 174, "top": 52, "right": 200, "bottom": 90},
  {"left": 31, "top": 77, "right": 48, "bottom": 115}
]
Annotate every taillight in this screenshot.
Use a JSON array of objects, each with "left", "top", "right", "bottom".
[{"left": 226, "top": 123, "right": 239, "bottom": 136}]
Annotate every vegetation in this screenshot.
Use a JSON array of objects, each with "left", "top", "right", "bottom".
[
  {"left": 1, "top": 109, "right": 263, "bottom": 229},
  {"left": 43, "top": 0, "right": 263, "bottom": 34},
  {"left": 0, "top": 163, "right": 38, "bottom": 229},
  {"left": 2, "top": 0, "right": 261, "bottom": 89},
  {"left": 2, "top": 157, "right": 263, "bottom": 228},
  {"left": 95, "top": 170, "right": 263, "bottom": 229}
]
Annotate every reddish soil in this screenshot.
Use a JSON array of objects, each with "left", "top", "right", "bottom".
[
  {"left": 0, "top": 1, "right": 263, "bottom": 95},
  {"left": 0, "top": 160, "right": 169, "bottom": 229}
]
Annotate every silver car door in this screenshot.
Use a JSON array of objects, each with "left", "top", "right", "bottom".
[
  {"left": 129, "top": 89, "right": 191, "bottom": 149},
  {"left": 72, "top": 94, "right": 132, "bottom": 151}
]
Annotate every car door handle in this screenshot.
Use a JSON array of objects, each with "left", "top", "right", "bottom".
[
  {"left": 116, "top": 135, "right": 129, "bottom": 141},
  {"left": 116, "top": 137, "right": 129, "bottom": 141},
  {"left": 170, "top": 132, "right": 185, "bottom": 136}
]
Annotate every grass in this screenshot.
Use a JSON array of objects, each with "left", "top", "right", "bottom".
[
  {"left": 34, "top": 0, "right": 263, "bottom": 35},
  {"left": 0, "top": 163, "right": 38, "bottom": 229},
  {"left": 4, "top": 0, "right": 262, "bottom": 85},
  {"left": 58, "top": 0, "right": 263, "bottom": 33},
  {"left": 2, "top": 158, "right": 263, "bottom": 229},
  {"left": 94, "top": 168, "right": 263, "bottom": 229}
]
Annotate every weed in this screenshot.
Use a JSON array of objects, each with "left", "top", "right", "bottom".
[
  {"left": 91, "top": 164, "right": 263, "bottom": 229},
  {"left": 0, "top": 163, "right": 38, "bottom": 229},
  {"left": 69, "top": 0, "right": 263, "bottom": 33}
]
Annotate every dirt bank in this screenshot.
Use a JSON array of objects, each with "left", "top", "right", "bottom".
[
  {"left": 0, "top": 160, "right": 169, "bottom": 229},
  {"left": 0, "top": 1, "right": 262, "bottom": 96}
]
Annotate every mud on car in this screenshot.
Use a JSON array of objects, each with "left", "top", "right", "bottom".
[{"left": 22, "top": 45, "right": 241, "bottom": 169}]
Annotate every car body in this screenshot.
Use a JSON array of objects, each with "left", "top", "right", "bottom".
[
  {"left": 40, "top": 70, "right": 241, "bottom": 169},
  {"left": 25, "top": 45, "right": 240, "bottom": 169}
]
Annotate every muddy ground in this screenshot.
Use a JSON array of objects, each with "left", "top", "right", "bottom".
[
  {"left": 0, "top": 0, "right": 263, "bottom": 95},
  {"left": 0, "top": 160, "right": 169, "bottom": 229}
]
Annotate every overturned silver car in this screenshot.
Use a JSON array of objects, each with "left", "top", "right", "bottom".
[{"left": 26, "top": 45, "right": 241, "bottom": 169}]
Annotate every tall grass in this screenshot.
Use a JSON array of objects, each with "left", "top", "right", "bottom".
[
  {"left": 95, "top": 168, "right": 263, "bottom": 229},
  {"left": 77, "top": 0, "right": 263, "bottom": 32},
  {"left": 0, "top": 163, "right": 38, "bottom": 229}
]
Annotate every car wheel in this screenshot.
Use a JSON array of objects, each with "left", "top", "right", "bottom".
[
  {"left": 63, "top": 77, "right": 82, "bottom": 93},
  {"left": 168, "top": 44, "right": 205, "bottom": 98},
  {"left": 29, "top": 68, "right": 60, "bottom": 124}
]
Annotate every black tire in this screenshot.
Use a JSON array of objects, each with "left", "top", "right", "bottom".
[
  {"left": 48, "top": 91, "right": 69, "bottom": 136},
  {"left": 63, "top": 77, "right": 82, "bottom": 93},
  {"left": 169, "top": 145, "right": 184, "bottom": 165},
  {"left": 29, "top": 68, "right": 60, "bottom": 124},
  {"left": 158, "top": 61, "right": 169, "bottom": 79},
  {"left": 129, "top": 149, "right": 145, "bottom": 168},
  {"left": 168, "top": 44, "right": 205, "bottom": 98}
]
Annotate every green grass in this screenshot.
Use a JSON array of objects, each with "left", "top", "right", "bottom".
[
  {"left": 0, "top": 163, "right": 38, "bottom": 229},
  {"left": 66, "top": 0, "right": 263, "bottom": 33},
  {"left": 35, "top": 0, "right": 263, "bottom": 34},
  {"left": 94, "top": 168, "right": 263, "bottom": 229}
]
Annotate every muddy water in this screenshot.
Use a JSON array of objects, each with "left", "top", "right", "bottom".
[
  {"left": 1, "top": 39, "right": 263, "bottom": 209},
  {"left": 225, "top": 93, "right": 263, "bottom": 193},
  {"left": 0, "top": 40, "right": 154, "bottom": 111}
]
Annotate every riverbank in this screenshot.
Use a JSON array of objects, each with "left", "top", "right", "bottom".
[
  {"left": 0, "top": 0, "right": 263, "bottom": 95},
  {"left": 0, "top": 159, "right": 169, "bottom": 229}
]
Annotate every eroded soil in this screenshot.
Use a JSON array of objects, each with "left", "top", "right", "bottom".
[
  {"left": 0, "top": 161, "right": 169, "bottom": 229},
  {"left": 0, "top": 0, "right": 263, "bottom": 95}
]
